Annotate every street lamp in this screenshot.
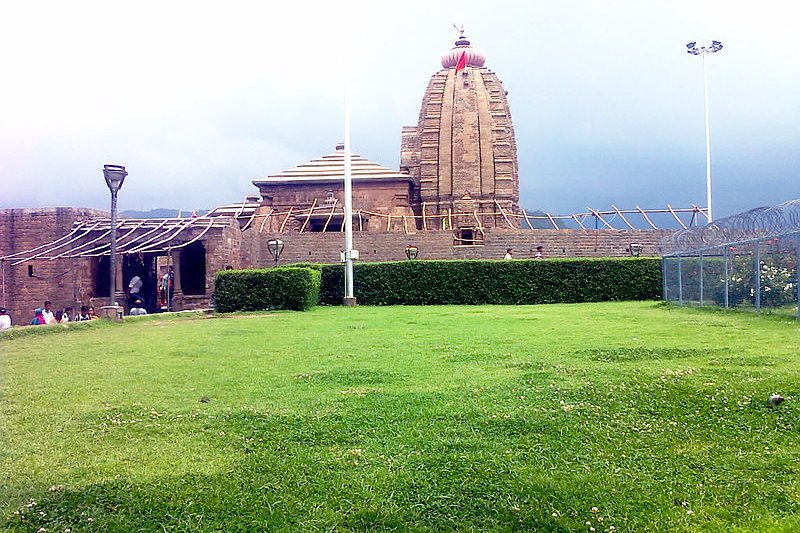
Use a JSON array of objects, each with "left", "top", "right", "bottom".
[
  {"left": 103, "top": 164, "right": 127, "bottom": 307},
  {"left": 267, "top": 239, "right": 284, "bottom": 267},
  {"left": 686, "top": 40, "right": 723, "bottom": 222},
  {"left": 405, "top": 245, "right": 419, "bottom": 260}
]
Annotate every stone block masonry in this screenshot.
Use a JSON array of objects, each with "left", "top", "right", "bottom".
[{"left": 243, "top": 228, "right": 673, "bottom": 265}]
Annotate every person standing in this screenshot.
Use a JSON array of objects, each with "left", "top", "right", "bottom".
[
  {"left": 0, "top": 307, "right": 11, "bottom": 330},
  {"left": 128, "top": 273, "right": 144, "bottom": 308},
  {"left": 160, "top": 266, "right": 174, "bottom": 311},
  {"left": 41, "top": 300, "right": 55, "bottom": 324},
  {"left": 504, "top": 248, "right": 513, "bottom": 260},
  {"left": 533, "top": 246, "right": 544, "bottom": 259}
]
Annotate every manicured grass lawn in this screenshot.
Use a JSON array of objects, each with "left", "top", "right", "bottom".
[{"left": 1, "top": 302, "right": 799, "bottom": 532}]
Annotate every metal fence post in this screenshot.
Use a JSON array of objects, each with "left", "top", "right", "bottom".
[
  {"left": 754, "top": 240, "right": 761, "bottom": 311},
  {"left": 662, "top": 257, "right": 668, "bottom": 302},
  {"left": 678, "top": 255, "right": 683, "bottom": 305},
  {"left": 724, "top": 247, "right": 729, "bottom": 309},
  {"left": 699, "top": 251, "right": 704, "bottom": 306},
  {"left": 796, "top": 234, "right": 800, "bottom": 319}
]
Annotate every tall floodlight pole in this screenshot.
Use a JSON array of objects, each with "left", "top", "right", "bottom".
[
  {"left": 103, "top": 164, "right": 128, "bottom": 307},
  {"left": 342, "top": 81, "right": 356, "bottom": 306},
  {"left": 687, "top": 40, "right": 723, "bottom": 222}
]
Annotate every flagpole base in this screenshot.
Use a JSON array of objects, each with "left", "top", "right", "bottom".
[{"left": 343, "top": 296, "right": 357, "bottom": 307}]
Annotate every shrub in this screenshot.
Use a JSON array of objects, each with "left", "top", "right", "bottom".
[
  {"left": 214, "top": 268, "right": 321, "bottom": 312},
  {"left": 319, "top": 258, "right": 661, "bottom": 305}
]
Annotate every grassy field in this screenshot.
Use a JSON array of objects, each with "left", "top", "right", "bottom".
[{"left": 1, "top": 302, "right": 799, "bottom": 532}]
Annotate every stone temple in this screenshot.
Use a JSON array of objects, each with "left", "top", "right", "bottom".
[
  {"left": 0, "top": 32, "right": 671, "bottom": 321},
  {"left": 251, "top": 31, "right": 521, "bottom": 240},
  {"left": 401, "top": 31, "right": 520, "bottom": 240}
]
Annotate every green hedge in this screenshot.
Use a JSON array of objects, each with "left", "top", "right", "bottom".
[
  {"left": 214, "top": 267, "right": 321, "bottom": 312},
  {"left": 319, "top": 258, "right": 662, "bottom": 305}
]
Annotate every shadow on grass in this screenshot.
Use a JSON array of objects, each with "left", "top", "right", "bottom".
[
  {"left": 577, "top": 347, "right": 722, "bottom": 362},
  {"left": 5, "top": 463, "right": 572, "bottom": 533}
]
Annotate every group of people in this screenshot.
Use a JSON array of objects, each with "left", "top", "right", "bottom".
[
  {"left": 29, "top": 300, "right": 100, "bottom": 325},
  {"left": 0, "top": 266, "right": 177, "bottom": 331},
  {"left": 0, "top": 301, "right": 112, "bottom": 330},
  {"left": 504, "top": 246, "right": 544, "bottom": 260},
  {"left": 128, "top": 265, "right": 173, "bottom": 313}
]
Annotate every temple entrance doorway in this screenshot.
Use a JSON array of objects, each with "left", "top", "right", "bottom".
[{"left": 122, "top": 254, "right": 159, "bottom": 313}]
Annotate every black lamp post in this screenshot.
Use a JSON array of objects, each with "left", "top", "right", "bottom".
[
  {"left": 267, "top": 239, "right": 285, "bottom": 267},
  {"left": 405, "top": 245, "right": 419, "bottom": 260},
  {"left": 103, "top": 164, "right": 127, "bottom": 306}
]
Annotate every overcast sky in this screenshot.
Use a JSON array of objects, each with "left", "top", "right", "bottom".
[{"left": 1, "top": 0, "right": 798, "bottom": 219}]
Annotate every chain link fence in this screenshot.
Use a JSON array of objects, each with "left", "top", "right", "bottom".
[{"left": 661, "top": 200, "right": 800, "bottom": 317}]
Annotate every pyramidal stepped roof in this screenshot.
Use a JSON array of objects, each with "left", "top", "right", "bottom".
[{"left": 253, "top": 144, "right": 411, "bottom": 185}]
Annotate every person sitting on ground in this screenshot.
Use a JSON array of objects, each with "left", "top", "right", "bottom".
[
  {"left": 31, "top": 308, "right": 47, "bottom": 325},
  {"left": 88, "top": 306, "right": 99, "bottom": 320},
  {"left": 0, "top": 307, "right": 11, "bottom": 330},
  {"left": 77, "top": 305, "right": 91, "bottom": 321},
  {"left": 129, "top": 299, "right": 148, "bottom": 316},
  {"left": 63, "top": 306, "right": 74, "bottom": 322},
  {"left": 42, "top": 300, "right": 55, "bottom": 325},
  {"left": 54, "top": 309, "right": 64, "bottom": 323}
]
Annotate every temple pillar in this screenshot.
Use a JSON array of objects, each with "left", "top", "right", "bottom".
[{"left": 172, "top": 250, "right": 183, "bottom": 305}]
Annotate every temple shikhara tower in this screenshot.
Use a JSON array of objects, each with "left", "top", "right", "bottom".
[{"left": 401, "top": 30, "right": 520, "bottom": 239}]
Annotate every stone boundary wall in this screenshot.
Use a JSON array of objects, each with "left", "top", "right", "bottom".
[{"left": 240, "top": 228, "right": 675, "bottom": 267}]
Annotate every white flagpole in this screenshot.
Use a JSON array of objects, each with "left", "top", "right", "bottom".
[{"left": 343, "top": 77, "right": 356, "bottom": 306}]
